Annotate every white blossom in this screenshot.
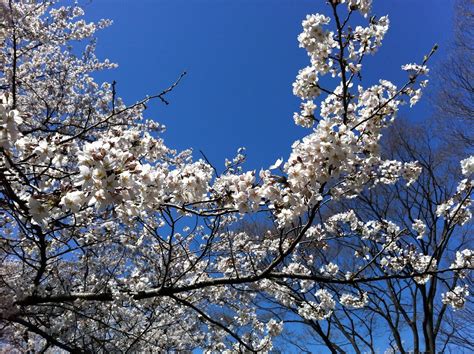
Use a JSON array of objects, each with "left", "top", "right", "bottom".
[
  {"left": 460, "top": 156, "right": 474, "bottom": 176},
  {"left": 340, "top": 292, "right": 369, "bottom": 309},
  {"left": 60, "top": 190, "right": 86, "bottom": 213},
  {"left": 450, "top": 249, "right": 474, "bottom": 278},
  {"left": 320, "top": 263, "right": 339, "bottom": 276},
  {"left": 412, "top": 219, "right": 426, "bottom": 240},
  {"left": 442, "top": 285, "right": 470, "bottom": 310},
  {"left": 298, "top": 289, "right": 336, "bottom": 320}
]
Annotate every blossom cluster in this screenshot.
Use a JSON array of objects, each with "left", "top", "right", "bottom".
[
  {"left": 297, "top": 289, "right": 336, "bottom": 321},
  {"left": 442, "top": 285, "right": 470, "bottom": 310},
  {"left": 436, "top": 175, "right": 473, "bottom": 226},
  {"left": 340, "top": 292, "right": 369, "bottom": 309}
]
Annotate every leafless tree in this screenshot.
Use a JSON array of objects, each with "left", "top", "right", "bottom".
[{"left": 432, "top": 0, "right": 474, "bottom": 148}]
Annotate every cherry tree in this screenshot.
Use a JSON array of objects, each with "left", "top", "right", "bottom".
[{"left": 0, "top": 0, "right": 472, "bottom": 352}]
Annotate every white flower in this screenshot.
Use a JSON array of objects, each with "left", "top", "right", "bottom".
[
  {"left": 345, "top": 0, "right": 372, "bottom": 17},
  {"left": 60, "top": 190, "right": 86, "bottom": 213},
  {"left": 412, "top": 219, "right": 426, "bottom": 239},
  {"left": 401, "top": 63, "right": 429, "bottom": 75},
  {"left": 298, "top": 14, "right": 331, "bottom": 54},
  {"left": 293, "top": 66, "right": 321, "bottom": 99},
  {"left": 269, "top": 158, "right": 283, "bottom": 170},
  {"left": 293, "top": 100, "right": 317, "bottom": 128},
  {"left": 0, "top": 99, "right": 23, "bottom": 149},
  {"left": 76, "top": 165, "right": 93, "bottom": 187},
  {"left": 436, "top": 200, "right": 453, "bottom": 217},
  {"left": 320, "top": 263, "right": 339, "bottom": 276},
  {"left": 298, "top": 289, "right": 335, "bottom": 321},
  {"left": 27, "top": 196, "right": 49, "bottom": 225},
  {"left": 340, "top": 292, "right": 368, "bottom": 309},
  {"left": 410, "top": 254, "right": 437, "bottom": 285},
  {"left": 450, "top": 249, "right": 473, "bottom": 278},
  {"left": 460, "top": 156, "right": 474, "bottom": 176},
  {"left": 409, "top": 88, "right": 422, "bottom": 107},
  {"left": 442, "top": 285, "right": 469, "bottom": 310},
  {"left": 266, "top": 319, "right": 283, "bottom": 337}
]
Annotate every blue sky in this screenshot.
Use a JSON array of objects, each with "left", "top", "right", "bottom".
[{"left": 84, "top": 0, "right": 455, "bottom": 172}]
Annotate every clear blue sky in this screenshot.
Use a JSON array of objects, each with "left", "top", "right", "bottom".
[{"left": 84, "top": 0, "right": 455, "bottom": 172}]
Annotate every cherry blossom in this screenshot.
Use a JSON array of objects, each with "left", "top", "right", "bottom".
[{"left": 0, "top": 0, "right": 472, "bottom": 351}]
